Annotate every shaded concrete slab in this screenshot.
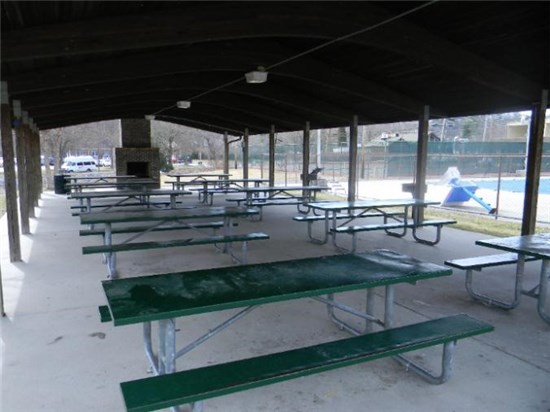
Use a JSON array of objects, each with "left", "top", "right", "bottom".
[{"left": 1, "top": 190, "right": 549, "bottom": 412}]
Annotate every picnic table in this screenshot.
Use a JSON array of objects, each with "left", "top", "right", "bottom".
[
  {"left": 67, "top": 178, "right": 158, "bottom": 193},
  {"left": 302, "top": 199, "right": 455, "bottom": 250},
  {"left": 67, "top": 174, "right": 136, "bottom": 184},
  {"left": 189, "top": 178, "right": 269, "bottom": 205},
  {"left": 166, "top": 172, "right": 232, "bottom": 190},
  {"left": 80, "top": 206, "right": 265, "bottom": 277},
  {"left": 232, "top": 185, "right": 329, "bottom": 219},
  {"left": 475, "top": 233, "right": 550, "bottom": 324},
  {"left": 98, "top": 249, "right": 492, "bottom": 411},
  {"left": 70, "top": 188, "right": 192, "bottom": 214}
]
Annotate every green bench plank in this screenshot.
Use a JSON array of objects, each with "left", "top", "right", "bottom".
[
  {"left": 83, "top": 232, "right": 269, "bottom": 255},
  {"left": 79, "top": 221, "right": 229, "bottom": 236},
  {"left": 333, "top": 219, "right": 456, "bottom": 234},
  {"left": 98, "top": 305, "right": 112, "bottom": 323},
  {"left": 121, "top": 314, "right": 493, "bottom": 412},
  {"left": 80, "top": 207, "right": 258, "bottom": 225},
  {"left": 444, "top": 252, "right": 539, "bottom": 270},
  {"left": 249, "top": 199, "right": 304, "bottom": 206},
  {"left": 293, "top": 211, "right": 403, "bottom": 222}
]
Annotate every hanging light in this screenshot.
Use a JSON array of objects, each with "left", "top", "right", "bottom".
[
  {"left": 145, "top": 115, "right": 155, "bottom": 121},
  {"left": 177, "top": 101, "right": 191, "bottom": 109},
  {"left": 245, "top": 66, "right": 268, "bottom": 84}
]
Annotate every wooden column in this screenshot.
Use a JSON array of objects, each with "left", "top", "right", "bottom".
[
  {"left": 347, "top": 116, "right": 358, "bottom": 201},
  {"left": 14, "top": 108, "right": 30, "bottom": 234},
  {"left": 269, "top": 125, "right": 276, "bottom": 186},
  {"left": 521, "top": 89, "right": 548, "bottom": 235},
  {"left": 0, "top": 82, "right": 21, "bottom": 262},
  {"left": 302, "top": 122, "right": 310, "bottom": 186},
  {"left": 223, "top": 132, "right": 229, "bottom": 175},
  {"left": 242, "top": 128, "right": 249, "bottom": 180},
  {"left": 22, "top": 113, "right": 36, "bottom": 218},
  {"left": 32, "top": 123, "right": 43, "bottom": 204},
  {"left": 28, "top": 121, "right": 41, "bottom": 209},
  {"left": 414, "top": 105, "right": 430, "bottom": 222}
]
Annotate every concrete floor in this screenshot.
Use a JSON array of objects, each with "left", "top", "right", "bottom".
[{"left": 1, "top": 190, "right": 549, "bottom": 412}]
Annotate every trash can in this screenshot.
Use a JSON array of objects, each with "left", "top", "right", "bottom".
[{"left": 54, "top": 174, "right": 68, "bottom": 194}]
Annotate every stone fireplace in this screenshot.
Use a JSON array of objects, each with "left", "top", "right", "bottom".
[
  {"left": 115, "top": 147, "right": 160, "bottom": 185},
  {"left": 115, "top": 119, "right": 160, "bottom": 187}
]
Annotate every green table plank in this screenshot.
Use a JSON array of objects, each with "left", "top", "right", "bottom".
[
  {"left": 81, "top": 206, "right": 258, "bottom": 225},
  {"left": 102, "top": 249, "right": 451, "bottom": 326}
]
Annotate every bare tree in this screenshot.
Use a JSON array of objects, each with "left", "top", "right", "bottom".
[{"left": 40, "top": 128, "right": 74, "bottom": 172}]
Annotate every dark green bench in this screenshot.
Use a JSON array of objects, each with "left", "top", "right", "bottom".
[
  {"left": 293, "top": 211, "right": 403, "bottom": 243},
  {"left": 445, "top": 253, "right": 540, "bottom": 309},
  {"left": 191, "top": 187, "right": 241, "bottom": 205},
  {"left": 79, "top": 221, "right": 233, "bottom": 237},
  {"left": 225, "top": 197, "right": 247, "bottom": 206},
  {"left": 84, "top": 232, "right": 269, "bottom": 278},
  {"left": 332, "top": 219, "right": 456, "bottom": 251},
  {"left": 120, "top": 314, "right": 493, "bottom": 412},
  {"left": 247, "top": 198, "right": 307, "bottom": 220}
]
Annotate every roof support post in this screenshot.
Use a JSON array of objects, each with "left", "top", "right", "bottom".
[
  {"left": 269, "top": 125, "right": 276, "bottom": 186},
  {"left": 347, "top": 115, "right": 358, "bottom": 201},
  {"left": 0, "top": 82, "right": 22, "bottom": 263},
  {"left": 242, "top": 128, "right": 249, "bottom": 180},
  {"left": 521, "top": 89, "right": 548, "bottom": 235},
  {"left": 302, "top": 122, "right": 310, "bottom": 187},
  {"left": 15, "top": 107, "right": 30, "bottom": 234},
  {"left": 22, "top": 114, "right": 36, "bottom": 219},
  {"left": 29, "top": 121, "right": 42, "bottom": 208},
  {"left": 414, "top": 105, "right": 430, "bottom": 222},
  {"left": 223, "top": 131, "right": 229, "bottom": 175}
]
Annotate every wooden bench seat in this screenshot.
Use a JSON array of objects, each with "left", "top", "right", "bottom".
[
  {"left": 444, "top": 253, "right": 540, "bottom": 309},
  {"left": 84, "top": 232, "right": 269, "bottom": 278},
  {"left": 120, "top": 314, "right": 493, "bottom": 412},
  {"left": 332, "top": 219, "right": 456, "bottom": 251}
]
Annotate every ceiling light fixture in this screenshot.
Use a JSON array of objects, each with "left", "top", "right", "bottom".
[
  {"left": 177, "top": 100, "right": 191, "bottom": 109},
  {"left": 145, "top": 115, "right": 155, "bottom": 120},
  {"left": 245, "top": 66, "right": 268, "bottom": 84}
]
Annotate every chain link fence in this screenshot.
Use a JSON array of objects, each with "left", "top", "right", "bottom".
[{"left": 243, "top": 140, "right": 549, "bottom": 224}]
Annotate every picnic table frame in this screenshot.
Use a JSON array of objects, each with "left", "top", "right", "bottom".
[
  {"left": 67, "top": 178, "right": 158, "bottom": 193},
  {"left": 66, "top": 174, "right": 136, "bottom": 184},
  {"left": 100, "top": 250, "right": 453, "bottom": 401},
  {"left": 190, "top": 178, "right": 269, "bottom": 204},
  {"left": 475, "top": 233, "right": 550, "bottom": 324},
  {"left": 81, "top": 206, "right": 259, "bottom": 277},
  {"left": 304, "top": 199, "right": 440, "bottom": 245},
  {"left": 70, "top": 188, "right": 192, "bottom": 213},
  {"left": 167, "top": 172, "right": 232, "bottom": 189}
]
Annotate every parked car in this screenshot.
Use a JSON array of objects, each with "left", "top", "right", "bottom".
[
  {"left": 60, "top": 156, "right": 98, "bottom": 173},
  {"left": 99, "top": 157, "right": 112, "bottom": 167}
]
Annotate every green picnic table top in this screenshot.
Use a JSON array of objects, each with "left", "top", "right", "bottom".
[
  {"left": 70, "top": 189, "right": 191, "bottom": 199},
  {"left": 306, "top": 199, "right": 440, "bottom": 210},
  {"left": 80, "top": 206, "right": 258, "bottom": 225},
  {"left": 101, "top": 249, "right": 452, "bottom": 326}
]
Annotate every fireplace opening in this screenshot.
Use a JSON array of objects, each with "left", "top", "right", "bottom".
[{"left": 127, "top": 161, "right": 149, "bottom": 178}]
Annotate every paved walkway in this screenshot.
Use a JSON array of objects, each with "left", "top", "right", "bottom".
[{"left": 1, "top": 190, "right": 549, "bottom": 411}]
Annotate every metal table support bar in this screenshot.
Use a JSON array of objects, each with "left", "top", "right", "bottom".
[
  {"left": 175, "top": 306, "right": 257, "bottom": 360},
  {"left": 322, "top": 285, "right": 395, "bottom": 335},
  {"left": 465, "top": 256, "right": 525, "bottom": 310},
  {"left": 394, "top": 341, "right": 457, "bottom": 384},
  {"left": 537, "top": 260, "right": 549, "bottom": 323}
]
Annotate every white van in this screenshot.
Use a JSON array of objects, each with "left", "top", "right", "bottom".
[{"left": 61, "top": 156, "right": 98, "bottom": 173}]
